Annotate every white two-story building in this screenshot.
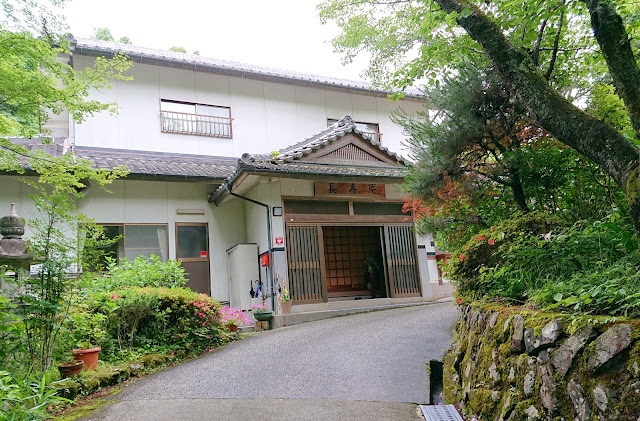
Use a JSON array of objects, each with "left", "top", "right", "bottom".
[{"left": 2, "top": 38, "right": 452, "bottom": 313}]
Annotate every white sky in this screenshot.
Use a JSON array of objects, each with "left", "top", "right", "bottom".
[{"left": 64, "top": 0, "right": 369, "bottom": 81}]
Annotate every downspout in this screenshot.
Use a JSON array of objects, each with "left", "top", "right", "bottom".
[
  {"left": 68, "top": 36, "right": 77, "bottom": 155},
  {"left": 223, "top": 183, "right": 276, "bottom": 314}
]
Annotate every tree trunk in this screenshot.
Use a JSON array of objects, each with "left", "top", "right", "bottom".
[
  {"left": 585, "top": 0, "right": 640, "bottom": 138},
  {"left": 433, "top": 0, "right": 640, "bottom": 233},
  {"left": 510, "top": 171, "right": 530, "bottom": 213}
]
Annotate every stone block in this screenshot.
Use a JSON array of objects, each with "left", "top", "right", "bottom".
[
  {"left": 510, "top": 315, "right": 525, "bottom": 353},
  {"left": 587, "top": 324, "right": 632, "bottom": 372},
  {"left": 551, "top": 325, "right": 597, "bottom": 377},
  {"left": 568, "top": 380, "right": 591, "bottom": 421}
]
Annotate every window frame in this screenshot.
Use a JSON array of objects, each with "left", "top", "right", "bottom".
[
  {"left": 95, "top": 223, "right": 170, "bottom": 263},
  {"left": 160, "top": 99, "right": 233, "bottom": 139}
]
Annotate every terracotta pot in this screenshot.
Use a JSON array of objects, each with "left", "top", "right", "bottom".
[
  {"left": 72, "top": 347, "right": 101, "bottom": 371},
  {"left": 280, "top": 300, "right": 292, "bottom": 315},
  {"left": 57, "top": 360, "right": 84, "bottom": 378},
  {"left": 228, "top": 324, "right": 238, "bottom": 332}
]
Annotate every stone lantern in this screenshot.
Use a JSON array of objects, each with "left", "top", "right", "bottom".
[{"left": 0, "top": 204, "right": 34, "bottom": 283}]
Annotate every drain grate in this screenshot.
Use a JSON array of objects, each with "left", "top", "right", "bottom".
[{"left": 420, "top": 404, "right": 464, "bottom": 421}]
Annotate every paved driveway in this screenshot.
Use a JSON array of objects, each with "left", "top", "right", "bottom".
[{"left": 79, "top": 301, "right": 459, "bottom": 421}]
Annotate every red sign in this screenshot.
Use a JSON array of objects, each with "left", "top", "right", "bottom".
[
  {"left": 275, "top": 237, "right": 284, "bottom": 245},
  {"left": 260, "top": 253, "right": 269, "bottom": 267},
  {"left": 200, "top": 251, "right": 207, "bottom": 258}
]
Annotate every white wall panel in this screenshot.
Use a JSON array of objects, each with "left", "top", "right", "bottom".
[
  {"left": 263, "top": 82, "right": 298, "bottom": 152},
  {"left": 294, "top": 86, "right": 327, "bottom": 142},
  {"left": 325, "top": 91, "right": 353, "bottom": 121},
  {"left": 229, "top": 78, "right": 267, "bottom": 156}
]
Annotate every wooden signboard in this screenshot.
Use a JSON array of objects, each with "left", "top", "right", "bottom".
[{"left": 314, "top": 182, "right": 386, "bottom": 198}]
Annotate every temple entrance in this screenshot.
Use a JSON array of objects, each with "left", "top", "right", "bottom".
[{"left": 322, "top": 226, "right": 387, "bottom": 299}]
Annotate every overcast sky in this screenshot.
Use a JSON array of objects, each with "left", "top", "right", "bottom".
[{"left": 64, "top": 0, "right": 369, "bottom": 81}]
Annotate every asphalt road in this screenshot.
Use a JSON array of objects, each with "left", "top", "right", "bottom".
[{"left": 78, "top": 301, "right": 459, "bottom": 421}]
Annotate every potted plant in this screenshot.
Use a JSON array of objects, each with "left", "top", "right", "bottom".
[
  {"left": 56, "top": 360, "right": 84, "bottom": 379},
  {"left": 251, "top": 303, "right": 272, "bottom": 321},
  {"left": 278, "top": 281, "right": 292, "bottom": 315},
  {"left": 219, "top": 306, "right": 252, "bottom": 332},
  {"left": 66, "top": 309, "right": 107, "bottom": 371},
  {"left": 364, "top": 257, "right": 382, "bottom": 297}
]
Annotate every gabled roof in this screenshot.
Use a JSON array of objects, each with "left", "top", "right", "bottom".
[
  {"left": 275, "top": 115, "right": 410, "bottom": 165},
  {"left": 72, "top": 38, "right": 425, "bottom": 100}
]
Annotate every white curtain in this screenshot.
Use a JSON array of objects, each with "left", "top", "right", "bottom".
[{"left": 156, "top": 226, "right": 168, "bottom": 262}]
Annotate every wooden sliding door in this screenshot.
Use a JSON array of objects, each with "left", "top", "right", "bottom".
[
  {"left": 285, "top": 225, "right": 326, "bottom": 303},
  {"left": 384, "top": 225, "right": 421, "bottom": 297}
]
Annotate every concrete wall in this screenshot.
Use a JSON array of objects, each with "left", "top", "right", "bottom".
[
  {"left": 72, "top": 56, "right": 425, "bottom": 158},
  {"left": 0, "top": 177, "right": 246, "bottom": 302}
]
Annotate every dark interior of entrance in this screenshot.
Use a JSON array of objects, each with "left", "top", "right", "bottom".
[{"left": 322, "top": 226, "right": 387, "bottom": 299}]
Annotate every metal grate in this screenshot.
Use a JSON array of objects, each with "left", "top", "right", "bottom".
[{"left": 420, "top": 405, "right": 464, "bottom": 421}]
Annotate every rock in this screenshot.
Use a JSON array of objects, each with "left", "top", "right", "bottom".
[
  {"left": 478, "top": 311, "right": 487, "bottom": 329},
  {"left": 489, "top": 311, "right": 500, "bottom": 329},
  {"left": 551, "top": 325, "right": 597, "bottom": 377},
  {"left": 524, "top": 328, "right": 535, "bottom": 354},
  {"left": 128, "top": 362, "right": 144, "bottom": 375},
  {"left": 140, "top": 353, "right": 166, "bottom": 368},
  {"left": 492, "top": 390, "right": 500, "bottom": 402},
  {"left": 525, "top": 405, "right": 539, "bottom": 420},
  {"left": 593, "top": 384, "right": 608, "bottom": 412},
  {"left": 504, "top": 317, "right": 512, "bottom": 334},
  {"left": 508, "top": 367, "right": 515, "bottom": 382},
  {"left": 537, "top": 363, "right": 555, "bottom": 414},
  {"left": 511, "top": 315, "right": 525, "bottom": 353},
  {"left": 527, "top": 320, "right": 563, "bottom": 355},
  {"left": 633, "top": 361, "right": 639, "bottom": 376},
  {"left": 524, "top": 370, "right": 536, "bottom": 397},
  {"left": 489, "top": 362, "right": 501, "bottom": 382},
  {"left": 568, "top": 380, "right": 591, "bottom": 421},
  {"left": 499, "top": 393, "right": 516, "bottom": 421},
  {"left": 540, "top": 319, "right": 563, "bottom": 344},
  {"left": 537, "top": 349, "right": 550, "bottom": 364},
  {"left": 587, "top": 324, "right": 632, "bottom": 372}
]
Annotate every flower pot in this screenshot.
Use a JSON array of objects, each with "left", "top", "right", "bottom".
[
  {"left": 253, "top": 311, "right": 273, "bottom": 321},
  {"left": 72, "top": 347, "right": 101, "bottom": 371},
  {"left": 228, "top": 324, "right": 238, "bottom": 332},
  {"left": 57, "top": 360, "right": 84, "bottom": 378},
  {"left": 280, "top": 300, "right": 292, "bottom": 315}
]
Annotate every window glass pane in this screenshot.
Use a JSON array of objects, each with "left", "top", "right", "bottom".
[
  {"left": 353, "top": 202, "right": 405, "bottom": 215},
  {"left": 161, "top": 101, "right": 195, "bottom": 113},
  {"left": 124, "top": 225, "right": 168, "bottom": 261},
  {"left": 195, "top": 104, "right": 230, "bottom": 118},
  {"left": 177, "top": 225, "right": 207, "bottom": 259},
  {"left": 284, "top": 200, "right": 348, "bottom": 215}
]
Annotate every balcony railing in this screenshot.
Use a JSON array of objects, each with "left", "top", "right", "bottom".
[{"left": 160, "top": 111, "right": 233, "bottom": 138}]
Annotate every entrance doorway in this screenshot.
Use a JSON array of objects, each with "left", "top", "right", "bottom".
[
  {"left": 176, "top": 223, "right": 210, "bottom": 295},
  {"left": 322, "top": 226, "right": 387, "bottom": 299}
]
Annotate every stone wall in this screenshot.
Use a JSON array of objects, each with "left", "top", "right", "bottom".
[{"left": 443, "top": 305, "right": 640, "bottom": 420}]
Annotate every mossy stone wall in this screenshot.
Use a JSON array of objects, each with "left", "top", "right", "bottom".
[{"left": 443, "top": 305, "right": 640, "bottom": 420}]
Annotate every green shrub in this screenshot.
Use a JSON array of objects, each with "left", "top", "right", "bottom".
[
  {"left": 450, "top": 211, "right": 640, "bottom": 316},
  {"left": 81, "top": 288, "right": 225, "bottom": 362},
  {"left": 88, "top": 255, "right": 188, "bottom": 291}
]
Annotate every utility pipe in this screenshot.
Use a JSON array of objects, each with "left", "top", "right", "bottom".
[{"left": 224, "top": 184, "right": 276, "bottom": 314}]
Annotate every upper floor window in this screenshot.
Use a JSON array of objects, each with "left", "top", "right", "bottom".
[
  {"left": 161, "top": 100, "right": 232, "bottom": 138},
  {"left": 328, "top": 119, "right": 381, "bottom": 143}
]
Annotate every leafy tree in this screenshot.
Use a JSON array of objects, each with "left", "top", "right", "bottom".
[
  {"left": 169, "top": 46, "right": 187, "bottom": 53},
  {"left": 92, "top": 27, "right": 114, "bottom": 41},
  {"left": 319, "top": 0, "right": 640, "bottom": 234},
  {"left": 92, "top": 27, "right": 132, "bottom": 44}
]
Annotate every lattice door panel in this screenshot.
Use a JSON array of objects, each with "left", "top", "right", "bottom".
[
  {"left": 285, "top": 225, "right": 324, "bottom": 303},
  {"left": 384, "top": 225, "right": 421, "bottom": 297}
]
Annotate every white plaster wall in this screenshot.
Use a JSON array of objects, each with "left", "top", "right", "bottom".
[{"left": 72, "top": 56, "right": 425, "bottom": 158}]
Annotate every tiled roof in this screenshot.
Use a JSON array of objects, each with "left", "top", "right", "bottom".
[
  {"left": 0, "top": 138, "right": 66, "bottom": 170},
  {"left": 276, "top": 115, "right": 410, "bottom": 165},
  {"left": 73, "top": 38, "right": 425, "bottom": 100},
  {"left": 243, "top": 160, "right": 408, "bottom": 178},
  {"left": 75, "top": 147, "right": 237, "bottom": 180}
]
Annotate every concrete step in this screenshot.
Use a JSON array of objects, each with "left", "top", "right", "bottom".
[{"left": 271, "top": 296, "right": 453, "bottom": 329}]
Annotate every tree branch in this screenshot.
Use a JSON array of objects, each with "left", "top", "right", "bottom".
[
  {"left": 531, "top": 18, "right": 548, "bottom": 67},
  {"left": 545, "top": 9, "right": 564, "bottom": 80}
]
